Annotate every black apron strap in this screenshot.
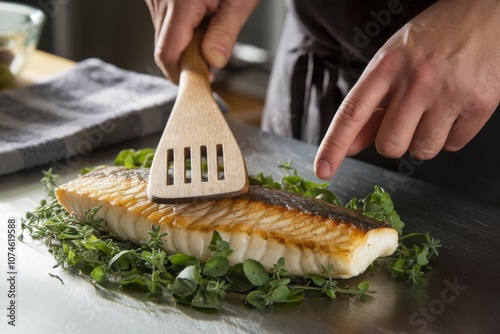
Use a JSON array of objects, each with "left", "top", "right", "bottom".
[{"left": 289, "top": 50, "right": 309, "bottom": 139}]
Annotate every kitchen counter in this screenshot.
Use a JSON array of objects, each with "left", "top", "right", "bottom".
[
  {"left": 1, "top": 121, "right": 499, "bottom": 333},
  {"left": 1, "top": 52, "right": 499, "bottom": 333},
  {"left": 15, "top": 50, "right": 75, "bottom": 86}
]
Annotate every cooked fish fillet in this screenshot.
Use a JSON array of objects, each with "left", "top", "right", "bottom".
[{"left": 55, "top": 166, "right": 398, "bottom": 278}]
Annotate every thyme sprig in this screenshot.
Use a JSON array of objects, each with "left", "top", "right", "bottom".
[{"left": 381, "top": 233, "right": 441, "bottom": 287}]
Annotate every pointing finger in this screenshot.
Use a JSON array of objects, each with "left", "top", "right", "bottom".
[{"left": 314, "top": 68, "right": 391, "bottom": 179}]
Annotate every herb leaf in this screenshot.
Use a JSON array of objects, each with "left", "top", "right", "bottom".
[
  {"left": 381, "top": 233, "right": 441, "bottom": 287},
  {"left": 172, "top": 265, "right": 201, "bottom": 298},
  {"left": 114, "top": 148, "right": 155, "bottom": 168},
  {"left": 202, "top": 256, "right": 230, "bottom": 277},
  {"left": 243, "top": 259, "right": 269, "bottom": 287}
]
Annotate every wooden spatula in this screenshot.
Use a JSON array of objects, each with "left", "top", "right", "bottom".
[{"left": 147, "top": 23, "right": 249, "bottom": 204}]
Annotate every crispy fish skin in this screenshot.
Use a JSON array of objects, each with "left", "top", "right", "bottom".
[{"left": 55, "top": 166, "right": 398, "bottom": 278}]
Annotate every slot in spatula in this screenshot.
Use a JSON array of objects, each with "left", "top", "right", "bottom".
[{"left": 147, "top": 23, "right": 249, "bottom": 204}]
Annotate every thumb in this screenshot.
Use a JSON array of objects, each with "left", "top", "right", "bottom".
[{"left": 202, "top": 0, "right": 259, "bottom": 69}]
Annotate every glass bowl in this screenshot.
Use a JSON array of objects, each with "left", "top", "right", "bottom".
[{"left": 0, "top": 1, "right": 46, "bottom": 88}]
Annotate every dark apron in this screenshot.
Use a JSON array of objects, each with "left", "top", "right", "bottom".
[{"left": 262, "top": 0, "right": 500, "bottom": 205}]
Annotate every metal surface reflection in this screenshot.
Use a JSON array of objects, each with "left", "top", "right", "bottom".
[{"left": 1, "top": 122, "right": 499, "bottom": 333}]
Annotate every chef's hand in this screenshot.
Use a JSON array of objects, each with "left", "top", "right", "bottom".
[
  {"left": 314, "top": 0, "right": 500, "bottom": 179},
  {"left": 144, "top": 0, "right": 259, "bottom": 84}
]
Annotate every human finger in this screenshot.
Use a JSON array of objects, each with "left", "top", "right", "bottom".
[
  {"left": 154, "top": 0, "right": 218, "bottom": 83},
  {"left": 144, "top": 0, "right": 168, "bottom": 42},
  {"left": 374, "top": 85, "right": 429, "bottom": 159},
  {"left": 314, "top": 67, "right": 392, "bottom": 179},
  {"left": 443, "top": 100, "right": 497, "bottom": 152},
  {"left": 404, "top": 97, "right": 458, "bottom": 160},
  {"left": 346, "top": 107, "right": 386, "bottom": 156},
  {"left": 202, "top": 0, "right": 260, "bottom": 70}
]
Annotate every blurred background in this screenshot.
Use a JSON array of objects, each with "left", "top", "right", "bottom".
[{"left": 12, "top": 0, "right": 287, "bottom": 126}]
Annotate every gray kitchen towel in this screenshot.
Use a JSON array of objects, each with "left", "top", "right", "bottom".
[{"left": 0, "top": 58, "right": 179, "bottom": 176}]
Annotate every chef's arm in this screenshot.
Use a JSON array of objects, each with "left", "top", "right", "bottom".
[
  {"left": 314, "top": 0, "right": 500, "bottom": 180},
  {"left": 144, "top": 0, "right": 259, "bottom": 84}
]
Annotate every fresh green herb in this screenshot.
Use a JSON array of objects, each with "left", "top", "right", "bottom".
[
  {"left": 21, "top": 155, "right": 440, "bottom": 312},
  {"left": 114, "top": 148, "right": 156, "bottom": 168},
  {"left": 250, "top": 160, "right": 341, "bottom": 206},
  {"left": 81, "top": 148, "right": 155, "bottom": 175},
  {"left": 361, "top": 185, "right": 405, "bottom": 235},
  {"left": 380, "top": 233, "right": 441, "bottom": 287}
]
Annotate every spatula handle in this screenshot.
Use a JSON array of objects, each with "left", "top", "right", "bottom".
[{"left": 179, "top": 20, "right": 211, "bottom": 91}]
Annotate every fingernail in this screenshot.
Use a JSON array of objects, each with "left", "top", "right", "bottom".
[
  {"left": 208, "top": 46, "right": 228, "bottom": 68},
  {"left": 316, "top": 160, "right": 332, "bottom": 179}
]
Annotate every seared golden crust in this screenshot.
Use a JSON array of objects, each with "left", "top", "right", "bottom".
[
  {"left": 241, "top": 186, "right": 389, "bottom": 231},
  {"left": 83, "top": 166, "right": 389, "bottom": 232}
]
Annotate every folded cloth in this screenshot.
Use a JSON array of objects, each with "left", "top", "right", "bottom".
[{"left": 0, "top": 58, "right": 179, "bottom": 176}]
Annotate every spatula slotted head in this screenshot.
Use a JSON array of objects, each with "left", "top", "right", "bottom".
[
  {"left": 147, "top": 111, "right": 249, "bottom": 204},
  {"left": 147, "top": 22, "right": 249, "bottom": 204}
]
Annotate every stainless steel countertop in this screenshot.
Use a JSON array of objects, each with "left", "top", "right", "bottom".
[{"left": 1, "top": 121, "right": 499, "bottom": 334}]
